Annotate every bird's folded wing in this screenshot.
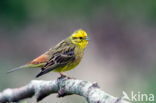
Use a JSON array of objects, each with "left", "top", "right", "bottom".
[{"left": 36, "top": 46, "right": 75, "bottom": 77}]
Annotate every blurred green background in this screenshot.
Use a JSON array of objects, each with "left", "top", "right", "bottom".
[{"left": 0, "top": 0, "right": 156, "bottom": 103}]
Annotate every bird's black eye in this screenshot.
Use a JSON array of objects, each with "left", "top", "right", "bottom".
[{"left": 79, "top": 37, "right": 83, "bottom": 39}]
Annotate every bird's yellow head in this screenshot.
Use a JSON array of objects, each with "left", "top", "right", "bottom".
[{"left": 70, "top": 29, "right": 89, "bottom": 49}]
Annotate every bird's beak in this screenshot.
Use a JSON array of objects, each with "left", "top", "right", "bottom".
[{"left": 85, "top": 36, "right": 90, "bottom": 41}]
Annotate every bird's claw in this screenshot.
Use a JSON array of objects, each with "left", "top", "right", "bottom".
[
  {"left": 58, "top": 74, "right": 67, "bottom": 79},
  {"left": 58, "top": 73, "right": 75, "bottom": 79}
]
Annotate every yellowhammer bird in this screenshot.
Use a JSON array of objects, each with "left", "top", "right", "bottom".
[{"left": 8, "top": 29, "right": 89, "bottom": 78}]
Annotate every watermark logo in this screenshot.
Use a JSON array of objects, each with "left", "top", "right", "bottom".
[{"left": 123, "top": 91, "right": 155, "bottom": 102}]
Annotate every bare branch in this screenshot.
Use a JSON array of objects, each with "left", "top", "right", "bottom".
[{"left": 0, "top": 77, "right": 130, "bottom": 103}]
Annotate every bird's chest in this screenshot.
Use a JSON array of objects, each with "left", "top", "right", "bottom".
[{"left": 74, "top": 47, "right": 84, "bottom": 63}]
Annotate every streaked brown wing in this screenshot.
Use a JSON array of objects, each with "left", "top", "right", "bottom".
[{"left": 36, "top": 46, "right": 75, "bottom": 78}]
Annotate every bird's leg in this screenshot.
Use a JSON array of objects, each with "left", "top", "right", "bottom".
[
  {"left": 58, "top": 72, "right": 73, "bottom": 79},
  {"left": 59, "top": 72, "right": 67, "bottom": 78}
]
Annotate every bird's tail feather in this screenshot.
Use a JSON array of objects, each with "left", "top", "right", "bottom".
[{"left": 7, "top": 65, "right": 29, "bottom": 73}]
